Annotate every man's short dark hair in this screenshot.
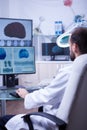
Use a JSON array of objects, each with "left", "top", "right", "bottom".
[{"left": 70, "top": 27, "right": 87, "bottom": 54}]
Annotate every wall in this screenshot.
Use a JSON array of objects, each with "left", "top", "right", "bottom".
[
  {"left": 0, "top": 0, "right": 9, "bottom": 17},
  {"left": 0, "top": 0, "right": 86, "bottom": 35}
]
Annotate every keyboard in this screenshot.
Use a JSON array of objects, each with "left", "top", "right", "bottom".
[
  {"left": 9, "top": 92, "right": 20, "bottom": 98},
  {"left": 9, "top": 87, "right": 40, "bottom": 98}
]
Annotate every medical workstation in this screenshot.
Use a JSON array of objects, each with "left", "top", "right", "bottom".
[{"left": 0, "top": 1, "right": 87, "bottom": 129}]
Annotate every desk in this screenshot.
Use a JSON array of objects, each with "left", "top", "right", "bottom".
[
  {"left": 0, "top": 89, "right": 22, "bottom": 116},
  {"left": 0, "top": 86, "right": 40, "bottom": 116}
]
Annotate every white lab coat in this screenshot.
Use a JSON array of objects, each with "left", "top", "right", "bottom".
[{"left": 5, "top": 64, "right": 72, "bottom": 130}]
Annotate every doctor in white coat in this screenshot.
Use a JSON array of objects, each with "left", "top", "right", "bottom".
[{"left": 4, "top": 64, "right": 72, "bottom": 130}]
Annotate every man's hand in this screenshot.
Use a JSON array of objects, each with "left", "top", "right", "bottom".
[{"left": 16, "top": 88, "right": 29, "bottom": 98}]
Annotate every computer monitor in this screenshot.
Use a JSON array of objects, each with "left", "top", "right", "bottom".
[
  {"left": 0, "top": 18, "right": 33, "bottom": 47},
  {"left": 42, "top": 43, "right": 70, "bottom": 61},
  {"left": 0, "top": 18, "right": 34, "bottom": 88},
  {"left": 0, "top": 46, "right": 36, "bottom": 88}
]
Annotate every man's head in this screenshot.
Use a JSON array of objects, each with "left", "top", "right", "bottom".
[{"left": 69, "top": 27, "right": 87, "bottom": 61}]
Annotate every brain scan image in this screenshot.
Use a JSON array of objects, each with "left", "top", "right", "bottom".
[
  {"left": 0, "top": 48, "right": 6, "bottom": 59},
  {"left": 19, "top": 49, "right": 29, "bottom": 58},
  {"left": 4, "top": 22, "right": 26, "bottom": 39}
]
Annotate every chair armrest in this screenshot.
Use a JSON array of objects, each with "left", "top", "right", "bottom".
[{"left": 22, "top": 112, "right": 66, "bottom": 130}]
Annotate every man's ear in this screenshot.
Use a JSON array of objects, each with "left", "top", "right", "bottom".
[{"left": 72, "top": 43, "right": 78, "bottom": 53}]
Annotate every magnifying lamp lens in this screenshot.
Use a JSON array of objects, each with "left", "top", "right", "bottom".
[
  {"left": 56, "top": 33, "right": 71, "bottom": 48},
  {"left": 60, "top": 35, "right": 69, "bottom": 44}
]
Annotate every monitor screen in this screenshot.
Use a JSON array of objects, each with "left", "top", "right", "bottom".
[
  {"left": 0, "top": 18, "right": 33, "bottom": 47},
  {"left": 0, "top": 46, "right": 36, "bottom": 75},
  {"left": 42, "top": 43, "right": 70, "bottom": 61},
  {"left": 42, "top": 43, "right": 70, "bottom": 56}
]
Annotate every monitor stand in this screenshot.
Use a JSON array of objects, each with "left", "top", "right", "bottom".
[
  {"left": 3, "top": 74, "right": 18, "bottom": 89},
  {"left": 50, "top": 55, "right": 55, "bottom": 61}
]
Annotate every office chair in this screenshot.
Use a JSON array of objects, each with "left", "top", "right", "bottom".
[{"left": 22, "top": 63, "right": 87, "bottom": 130}]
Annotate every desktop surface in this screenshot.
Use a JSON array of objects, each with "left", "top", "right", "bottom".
[
  {"left": 0, "top": 85, "right": 40, "bottom": 100},
  {"left": 0, "top": 89, "right": 21, "bottom": 100}
]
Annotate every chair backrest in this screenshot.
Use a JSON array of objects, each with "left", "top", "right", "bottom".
[
  {"left": 66, "top": 64, "right": 87, "bottom": 130},
  {"left": 56, "top": 57, "right": 87, "bottom": 123}
]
